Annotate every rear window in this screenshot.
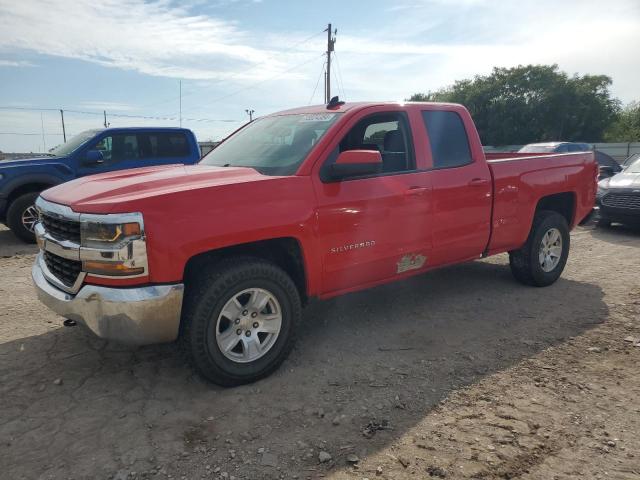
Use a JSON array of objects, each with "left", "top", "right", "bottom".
[
  {"left": 138, "top": 132, "right": 190, "bottom": 158},
  {"left": 422, "top": 110, "right": 472, "bottom": 169}
]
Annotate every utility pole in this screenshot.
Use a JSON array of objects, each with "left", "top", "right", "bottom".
[
  {"left": 245, "top": 109, "right": 255, "bottom": 122},
  {"left": 103, "top": 110, "right": 108, "bottom": 128},
  {"left": 59, "top": 109, "right": 66, "bottom": 142},
  {"left": 179, "top": 80, "right": 182, "bottom": 127},
  {"left": 324, "top": 23, "right": 336, "bottom": 103}
]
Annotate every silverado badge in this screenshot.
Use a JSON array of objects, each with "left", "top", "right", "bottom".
[{"left": 397, "top": 254, "right": 426, "bottom": 273}]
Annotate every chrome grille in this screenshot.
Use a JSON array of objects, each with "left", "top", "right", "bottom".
[
  {"left": 43, "top": 251, "right": 82, "bottom": 288},
  {"left": 41, "top": 213, "right": 81, "bottom": 243},
  {"left": 602, "top": 192, "right": 640, "bottom": 210}
]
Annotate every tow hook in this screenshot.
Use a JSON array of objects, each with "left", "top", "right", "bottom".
[{"left": 63, "top": 319, "right": 77, "bottom": 327}]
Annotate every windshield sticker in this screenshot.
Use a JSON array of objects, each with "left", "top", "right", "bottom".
[{"left": 300, "top": 113, "right": 337, "bottom": 122}]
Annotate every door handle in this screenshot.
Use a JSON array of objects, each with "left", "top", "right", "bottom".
[
  {"left": 404, "top": 186, "right": 428, "bottom": 196},
  {"left": 468, "top": 178, "right": 489, "bottom": 186}
]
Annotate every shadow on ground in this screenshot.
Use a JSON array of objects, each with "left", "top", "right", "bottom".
[
  {"left": 587, "top": 222, "right": 640, "bottom": 248},
  {"left": 0, "top": 226, "right": 37, "bottom": 257},
  {"left": 0, "top": 259, "right": 608, "bottom": 479}
]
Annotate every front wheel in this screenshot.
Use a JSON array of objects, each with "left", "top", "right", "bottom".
[
  {"left": 509, "top": 210, "right": 570, "bottom": 287},
  {"left": 6, "top": 192, "right": 40, "bottom": 243},
  {"left": 180, "top": 257, "right": 301, "bottom": 386}
]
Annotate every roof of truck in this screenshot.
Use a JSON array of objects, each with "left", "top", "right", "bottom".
[{"left": 271, "top": 101, "right": 464, "bottom": 116}]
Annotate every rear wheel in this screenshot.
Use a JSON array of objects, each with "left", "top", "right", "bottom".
[
  {"left": 180, "top": 257, "right": 301, "bottom": 386},
  {"left": 509, "top": 210, "right": 570, "bottom": 287},
  {"left": 6, "top": 192, "right": 40, "bottom": 243}
]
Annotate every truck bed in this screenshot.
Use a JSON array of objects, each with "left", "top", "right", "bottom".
[{"left": 485, "top": 151, "right": 597, "bottom": 255}]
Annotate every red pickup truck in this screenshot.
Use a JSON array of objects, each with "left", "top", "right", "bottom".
[{"left": 32, "top": 101, "right": 597, "bottom": 386}]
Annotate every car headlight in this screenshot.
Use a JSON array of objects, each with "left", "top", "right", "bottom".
[
  {"left": 79, "top": 213, "right": 146, "bottom": 276},
  {"left": 596, "top": 179, "right": 610, "bottom": 197},
  {"left": 81, "top": 221, "right": 141, "bottom": 247}
]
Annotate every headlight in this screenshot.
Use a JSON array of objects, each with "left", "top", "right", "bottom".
[
  {"left": 81, "top": 221, "right": 141, "bottom": 247},
  {"left": 596, "top": 178, "right": 610, "bottom": 197},
  {"left": 79, "top": 213, "right": 146, "bottom": 277}
]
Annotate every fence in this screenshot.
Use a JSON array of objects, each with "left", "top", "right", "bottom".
[{"left": 484, "top": 143, "right": 640, "bottom": 163}]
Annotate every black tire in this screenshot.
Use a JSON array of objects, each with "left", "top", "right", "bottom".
[
  {"left": 509, "top": 210, "right": 570, "bottom": 287},
  {"left": 6, "top": 192, "right": 40, "bottom": 243},
  {"left": 180, "top": 257, "right": 301, "bottom": 386},
  {"left": 596, "top": 217, "right": 612, "bottom": 228}
]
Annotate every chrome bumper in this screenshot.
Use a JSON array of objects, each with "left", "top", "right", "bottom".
[{"left": 32, "top": 253, "right": 184, "bottom": 345}]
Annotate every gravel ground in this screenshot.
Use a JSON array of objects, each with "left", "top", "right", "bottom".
[{"left": 1, "top": 222, "right": 639, "bottom": 480}]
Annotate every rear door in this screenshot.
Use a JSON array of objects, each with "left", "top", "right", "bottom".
[
  {"left": 420, "top": 108, "right": 492, "bottom": 265},
  {"left": 311, "top": 107, "right": 433, "bottom": 295}
]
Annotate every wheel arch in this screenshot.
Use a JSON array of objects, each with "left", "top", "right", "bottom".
[
  {"left": 4, "top": 174, "right": 63, "bottom": 208},
  {"left": 534, "top": 191, "right": 576, "bottom": 227},
  {"left": 183, "top": 237, "right": 309, "bottom": 304}
]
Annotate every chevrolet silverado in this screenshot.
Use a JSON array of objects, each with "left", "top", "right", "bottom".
[{"left": 31, "top": 100, "right": 597, "bottom": 386}]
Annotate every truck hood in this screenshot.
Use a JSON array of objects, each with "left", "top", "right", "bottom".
[
  {"left": 41, "top": 164, "right": 281, "bottom": 212},
  {"left": 0, "top": 156, "right": 68, "bottom": 170},
  {"left": 608, "top": 171, "right": 640, "bottom": 189}
]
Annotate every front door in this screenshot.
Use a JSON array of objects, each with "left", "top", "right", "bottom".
[{"left": 312, "top": 109, "right": 432, "bottom": 295}]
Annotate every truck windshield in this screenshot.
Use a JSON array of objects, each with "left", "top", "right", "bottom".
[
  {"left": 49, "top": 129, "right": 102, "bottom": 157},
  {"left": 626, "top": 157, "right": 640, "bottom": 173},
  {"left": 200, "top": 113, "right": 341, "bottom": 175}
]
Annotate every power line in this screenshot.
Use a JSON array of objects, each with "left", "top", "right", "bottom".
[
  {"left": 0, "top": 132, "right": 65, "bottom": 136},
  {"left": 192, "top": 52, "right": 324, "bottom": 110},
  {"left": 140, "top": 29, "right": 325, "bottom": 112},
  {"left": 333, "top": 50, "right": 347, "bottom": 99},
  {"left": 0, "top": 106, "right": 240, "bottom": 123},
  {"left": 309, "top": 60, "right": 326, "bottom": 104}
]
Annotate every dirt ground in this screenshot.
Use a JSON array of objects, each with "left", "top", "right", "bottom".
[{"left": 1, "top": 222, "right": 639, "bottom": 480}]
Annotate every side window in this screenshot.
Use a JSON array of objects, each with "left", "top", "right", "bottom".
[
  {"left": 138, "top": 133, "right": 190, "bottom": 159},
  {"left": 90, "top": 134, "right": 139, "bottom": 163},
  {"left": 422, "top": 110, "right": 472, "bottom": 169},
  {"left": 337, "top": 112, "right": 415, "bottom": 174}
]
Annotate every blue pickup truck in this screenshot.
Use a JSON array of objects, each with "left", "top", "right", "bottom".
[{"left": 0, "top": 127, "right": 201, "bottom": 242}]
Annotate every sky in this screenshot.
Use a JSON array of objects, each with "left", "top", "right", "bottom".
[{"left": 0, "top": 0, "right": 639, "bottom": 153}]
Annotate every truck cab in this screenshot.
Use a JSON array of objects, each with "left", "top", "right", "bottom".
[{"left": 0, "top": 127, "right": 201, "bottom": 242}]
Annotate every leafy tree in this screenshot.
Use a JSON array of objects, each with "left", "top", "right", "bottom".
[
  {"left": 605, "top": 102, "right": 640, "bottom": 142},
  {"left": 408, "top": 65, "right": 620, "bottom": 145}
]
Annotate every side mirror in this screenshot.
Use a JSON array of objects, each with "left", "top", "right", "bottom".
[
  {"left": 84, "top": 150, "right": 104, "bottom": 165},
  {"left": 329, "top": 150, "right": 382, "bottom": 179}
]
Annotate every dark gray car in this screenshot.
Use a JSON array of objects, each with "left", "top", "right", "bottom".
[{"left": 596, "top": 156, "right": 640, "bottom": 227}]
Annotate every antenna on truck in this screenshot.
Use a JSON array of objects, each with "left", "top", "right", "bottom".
[{"left": 326, "top": 96, "right": 345, "bottom": 110}]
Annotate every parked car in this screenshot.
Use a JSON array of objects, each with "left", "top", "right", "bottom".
[
  {"left": 622, "top": 152, "right": 640, "bottom": 169},
  {"left": 518, "top": 142, "right": 621, "bottom": 180},
  {"left": 518, "top": 141, "right": 591, "bottom": 154},
  {"left": 0, "top": 127, "right": 201, "bottom": 242},
  {"left": 31, "top": 101, "right": 597, "bottom": 386},
  {"left": 596, "top": 154, "right": 640, "bottom": 227}
]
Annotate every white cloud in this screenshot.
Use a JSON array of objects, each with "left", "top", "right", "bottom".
[
  {"left": 0, "top": 59, "right": 35, "bottom": 67},
  {"left": 0, "top": 0, "right": 308, "bottom": 81}
]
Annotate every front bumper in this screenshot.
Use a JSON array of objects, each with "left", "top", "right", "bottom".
[{"left": 32, "top": 253, "right": 184, "bottom": 345}]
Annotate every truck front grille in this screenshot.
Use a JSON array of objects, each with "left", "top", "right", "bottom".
[
  {"left": 41, "top": 214, "right": 81, "bottom": 243},
  {"left": 602, "top": 192, "right": 640, "bottom": 210},
  {"left": 43, "top": 251, "right": 82, "bottom": 288}
]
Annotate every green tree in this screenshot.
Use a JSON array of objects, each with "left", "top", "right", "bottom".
[
  {"left": 408, "top": 65, "right": 620, "bottom": 145},
  {"left": 605, "top": 102, "right": 640, "bottom": 142}
]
